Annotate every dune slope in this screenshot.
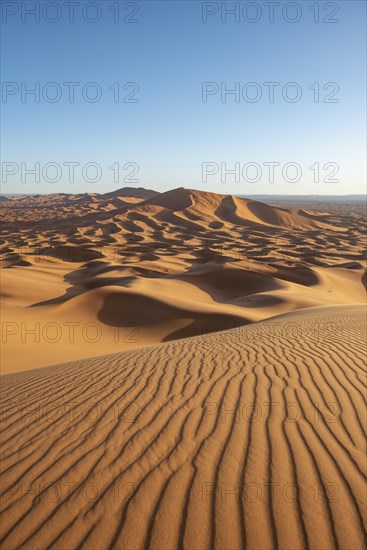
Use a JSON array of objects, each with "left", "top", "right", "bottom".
[{"left": 1, "top": 305, "right": 366, "bottom": 550}]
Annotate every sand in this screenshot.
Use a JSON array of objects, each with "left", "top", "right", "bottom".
[
  {"left": 1, "top": 188, "right": 366, "bottom": 372},
  {"left": 0, "top": 188, "right": 366, "bottom": 549}
]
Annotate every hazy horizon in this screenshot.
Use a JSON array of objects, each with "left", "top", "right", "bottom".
[{"left": 1, "top": 188, "right": 366, "bottom": 199}]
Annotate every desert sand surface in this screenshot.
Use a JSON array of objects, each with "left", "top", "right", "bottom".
[
  {"left": 0, "top": 305, "right": 366, "bottom": 549},
  {"left": 1, "top": 188, "right": 366, "bottom": 549}
]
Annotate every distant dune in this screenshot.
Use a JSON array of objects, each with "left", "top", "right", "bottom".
[{"left": 131, "top": 187, "right": 332, "bottom": 229}]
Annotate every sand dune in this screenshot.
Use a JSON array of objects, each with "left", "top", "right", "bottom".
[
  {"left": 134, "top": 188, "right": 332, "bottom": 229},
  {"left": 1, "top": 256, "right": 365, "bottom": 371},
  {"left": 0, "top": 305, "right": 366, "bottom": 549},
  {"left": 1, "top": 188, "right": 366, "bottom": 371}
]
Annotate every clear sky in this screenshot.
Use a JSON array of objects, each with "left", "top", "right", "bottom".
[{"left": 1, "top": 0, "right": 366, "bottom": 195}]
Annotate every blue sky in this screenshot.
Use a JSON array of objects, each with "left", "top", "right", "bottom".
[{"left": 1, "top": 0, "right": 366, "bottom": 195}]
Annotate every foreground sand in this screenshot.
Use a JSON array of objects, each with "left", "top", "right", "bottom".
[{"left": 1, "top": 305, "right": 366, "bottom": 550}]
